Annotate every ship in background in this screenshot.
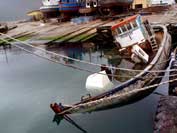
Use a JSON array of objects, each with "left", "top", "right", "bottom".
[
  {"left": 40, "top": 0, "right": 85, "bottom": 19},
  {"left": 40, "top": 0, "right": 134, "bottom": 18},
  {"left": 80, "top": 0, "right": 134, "bottom": 15},
  {"left": 40, "top": 0, "right": 59, "bottom": 18},
  {"left": 99, "top": 0, "right": 133, "bottom": 7}
]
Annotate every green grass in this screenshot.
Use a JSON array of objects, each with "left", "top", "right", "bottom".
[
  {"left": 0, "top": 38, "right": 12, "bottom": 44},
  {"left": 38, "top": 33, "right": 96, "bottom": 43},
  {"left": 16, "top": 36, "right": 31, "bottom": 41},
  {"left": 38, "top": 35, "right": 62, "bottom": 40},
  {"left": 81, "top": 33, "right": 97, "bottom": 42},
  {"left": 0, "top": 35, "right": 31, "bottom": 45}
]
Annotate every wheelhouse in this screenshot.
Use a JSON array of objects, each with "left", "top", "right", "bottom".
[{"left": 111, "top": 15, "right": 153, "bottom": 48}]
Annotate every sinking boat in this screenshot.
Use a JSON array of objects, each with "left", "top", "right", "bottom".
[{"left": 50, "top": 15, "right": 171, "bottom": 116}]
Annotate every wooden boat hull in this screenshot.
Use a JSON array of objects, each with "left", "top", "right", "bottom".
[
  {"left": 40, "top": 5, "right": 60, "bottom": 18},
  {"left": 59, "top": 3, "right": 84, "bottom": 13},
  {"left": 99, "top": 0, "right": 133, "bottom": 7},
  {"left": 40, "top": 5, "right": 59, "bottom": 13},
  {"left": 54, "top": 25, "right": 171, "bottom": 115}
]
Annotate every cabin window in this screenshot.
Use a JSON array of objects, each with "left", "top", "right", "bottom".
[
  {"left": 87, "top": 2, "right": 90, "bottom": 6},
  {"left": 116, "top": 28, "right": 122, "bottom": 34},
  {"left": 121, "top": 26, "right": 127, "bottom": 33},
  {"left": 132, "top": 21, "right": 138, "bottom": 28},
  {"left": 126, "top": 23, "right": 132, "bottom": 31}
]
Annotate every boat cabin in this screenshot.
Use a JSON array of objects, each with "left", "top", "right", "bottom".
[
  {"left": 111, "top": 15, "right": 155, "bottom": 49},
  {"left": 111, "top": 15, "right": 158, "bottom": 63}
]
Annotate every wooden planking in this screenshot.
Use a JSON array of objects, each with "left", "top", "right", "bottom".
[
  {"left": 2, "top": 18, "right": 121, "bottom": 45},
  {"left": 64, "top": 20, "right": 111, "bottom": 43},
  {"left": 44, "top": 20, "right": 102, "bottom": 44}
]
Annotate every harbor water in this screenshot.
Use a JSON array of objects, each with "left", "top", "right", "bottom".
[
  {"left": 0, "top": 45, "right": 169, "bottom": 133},
  {"left": 0, "top": 1, "right": 170, "bottom": 133}
]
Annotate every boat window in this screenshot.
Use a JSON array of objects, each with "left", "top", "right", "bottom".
[
  {"left": 116, "top": 28, "right": 122, "bottom": 34},
  {"left": 86, "top": 2, "right": 90, "bottom": 6},
  {"left": 121, "top": 26, "right": 127, "bottom": 33},
  {"left": 132, "top": 21, "right": 138, "bottom": 28},
  {"left": 126, "top": 23, "right": 132, "bottom": 30}
]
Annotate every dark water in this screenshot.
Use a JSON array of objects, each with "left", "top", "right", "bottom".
[{"left": 0, "top": 45, "right": 169, "bottom": 133}]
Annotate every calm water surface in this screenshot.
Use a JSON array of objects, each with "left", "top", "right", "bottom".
[
  {"left": 0, "top": 1, "right": 169, "bottom": 133},
  {"left": 0, "top": 45, "right": 169, "bottom": 133}
]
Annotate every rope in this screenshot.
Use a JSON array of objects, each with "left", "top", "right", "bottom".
[
  {"left": 59, "top": 75, "right": 177, "bottom": 115},
  {"left": 2, "top": 37, "right": 177, "bottom": 80},
  {"left": 0, "top": 33, "right": 174, "bottom": 73},
  {"left": 114, "top": 76, "right": 177, "bottom": 99}
]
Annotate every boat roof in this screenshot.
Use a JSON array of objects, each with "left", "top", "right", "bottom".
[{"left": 111, "top": 15, "right": 139, "bottom": 30}]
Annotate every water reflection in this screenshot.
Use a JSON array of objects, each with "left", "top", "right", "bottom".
[
  {"left": 53, "top": 114, "right": 87, "bottom": 133},
  {"left": 9, "top": 42, "right": 146, "bottom": 83},
  {"left": 0, "top": 42, "right": 159, "bottom": 133}
]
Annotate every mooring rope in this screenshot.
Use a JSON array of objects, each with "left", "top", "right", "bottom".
[
  {"left": 1, "top": 37, "right": 177, "bottom": 80},
  {"left": 59, "top": 75, "right": 177, "bottom": 115},
  {"left": 0, "top": 33, "right": 174, "bottom": 74},
  {"left": 58, "top": 78, "right": 177, "bottom": 115}
]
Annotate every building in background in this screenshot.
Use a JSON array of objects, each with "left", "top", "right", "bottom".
[
  {"left": 150, "top": 0, "right": 175, "bottom": 5},
  {"left": 132, "top": 0, "right": 150, "bottom": 9},
  {"left": 132, "top": 0, "right": 175, "bottom": 9}
]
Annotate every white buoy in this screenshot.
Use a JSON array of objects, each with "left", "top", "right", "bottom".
[{"left": 85, "top": 71, "right": 114, "bottom": 96}]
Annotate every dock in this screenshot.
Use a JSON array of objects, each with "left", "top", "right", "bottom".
[
  {"left": 154, "top": 96, "right": 177, "bottom": 133},
  {"left": 154, "top": 47, "right": 177, "bottom": 133},
  {"left": 0, "top": 18, "right": 120, "bottom": 46},
  {"left": 0, "top": 5, "right": 177, "bottom": 47}
]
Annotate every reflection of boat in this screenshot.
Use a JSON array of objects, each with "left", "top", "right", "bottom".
[
  {"left": 52, "top": 114, "right": 88, "bottom": 132},
  {"left": 50, "top": 15, "right": 171, "bottom": 116},
  {"left": 46, "top": 44, "right": 83, "bottom": 64}
]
